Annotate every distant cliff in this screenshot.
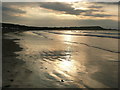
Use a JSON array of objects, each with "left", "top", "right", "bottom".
[{"left": 1, "top": 23, "right": 116, "bottom": 32}]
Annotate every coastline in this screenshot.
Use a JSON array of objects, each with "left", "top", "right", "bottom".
[{"left": 2, "top": 33, "right": 24, "bottom": 88}]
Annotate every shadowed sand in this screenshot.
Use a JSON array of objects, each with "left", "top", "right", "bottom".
[{"left": 2, "top": 34, "right": 33, "bottom": 88}]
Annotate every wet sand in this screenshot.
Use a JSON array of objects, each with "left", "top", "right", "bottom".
[
  {"left": 2, "top": 33, "right": 33, "bottom": 88},
  {"left": 2, "top": 31, "right": 118, "bottom": 88}
]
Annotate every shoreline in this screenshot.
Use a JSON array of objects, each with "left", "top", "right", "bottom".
[{"left": 2, "top": 33, "right": 24, "bottom": 88}]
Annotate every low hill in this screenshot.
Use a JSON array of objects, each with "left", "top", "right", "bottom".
[{"left": 1, "top": 23, "right": 116, "bottom": 31}]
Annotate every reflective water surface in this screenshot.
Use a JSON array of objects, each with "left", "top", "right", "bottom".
[{"left": 6, "top": 30, "right": 119, "bottom": 88}]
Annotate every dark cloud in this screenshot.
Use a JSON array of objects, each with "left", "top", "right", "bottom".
[
  {"left": 39, "top": 2, "right": 87, "bottom": 15},
  {"left": 84, "top": 13, "right": 114, "bottom": 17},
  {"left": 39, "top": 2, "right": 114, "bottom": 18},
  {"left": 88, "top": 5, "right": 103, "bottom": 9},
  {"left": 2, "top": 4, "right": 27, "bottom": 24},
  {"left": 39, "top": 2, "right": 101, "bottom": 15},
  {"left": 91, "top": 14, "right": 114, "bottom": 17},
  {"left": 2, "top": 2, "right": 38, "bottom": 7},
  {"left": 93, "top": 2, "right": 119, "bottom": 5},
  {"left": 2, "top": 6, "right": 26, "bottom": 14},
  {"left": 40, "top": 2, "right": 72, "bottom": 12}
]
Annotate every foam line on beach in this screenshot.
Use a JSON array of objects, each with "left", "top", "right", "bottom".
[
  {"left": 32, "top": 32, "right": 53, "bottom": 40},
  {"left": 32, "top": 31, "right": 119, "bottom": 53},
  {"left": 65, "top": 41, "right": 120, "bottom": 53},
  {"left": 79, "top": 31, "right": 119, "bottom": 35},
  {"left": 48, "top": 31, "right": 120, "bottom": 39}
]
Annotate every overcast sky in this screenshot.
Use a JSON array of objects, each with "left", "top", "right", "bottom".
[
  {"left": 2, "top": 0, "right": 120, "bottom": 2},
  {"left": 2, "top": 1, "right": 119, "bottom": 29}
]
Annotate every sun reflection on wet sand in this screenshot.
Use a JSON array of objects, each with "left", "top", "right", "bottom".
[
  {"left": 59, "top": 31, "right": 76, "bottom": 73},
  {"left": 64, "top": 31, "right": 73, "bottom": 42},
  {"left": 54, "top": 32, "right": 79, "bottom": 79},
  {"left": 57, "top": 60, "right": 77, "bottom": 72}
]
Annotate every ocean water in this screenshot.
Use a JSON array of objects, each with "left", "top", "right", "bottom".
[{"left": 5, "top": 30, "right": 119, "bottom": 88}]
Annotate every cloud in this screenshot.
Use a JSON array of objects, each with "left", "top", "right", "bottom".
[
  {"left": 39, "top": 2, "right": 87, "bottom": 15},
  {"left": 88, "top": 5, "right": 103, "bottom": 9},
  {"left": 2, "top": 6, "right": 26, "bottom": 14},
  {"left": 86, "top": 0, "right": 119, "bottom": 2},
  {"left": 39, "top": 2, "right": 103, "bottom": 16},
  {"left": 84, "top": 12, "right": 115, "bottom": 17},
  {"left": 85, "top": 14, "right": 114, "bottom": 17},
  {"left": 2, "top": 3, "right": 27, "bottom": 21},
  {"left": 93, "top": 2, "right": 119, "bottom": 5},
  {"left": 2, "top": 0, "right": 48, "bottom": 2},
  {"left": 39, "top": 2, "right": 115, "bottom": 18}
]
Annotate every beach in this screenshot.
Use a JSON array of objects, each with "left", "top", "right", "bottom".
[{"left": 2, "top": 30, "right": 119, "bottom": 88}]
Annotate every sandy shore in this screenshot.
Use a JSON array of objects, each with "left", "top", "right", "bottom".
[
  {"left": 3, "top": 33, "right": 21, "bottom": 88},
  {"left": 2, "top": 33, "right": 32, "bottom": 88},
  {"left": 2, "top": 30, "right": 118, "bottom": 88}
]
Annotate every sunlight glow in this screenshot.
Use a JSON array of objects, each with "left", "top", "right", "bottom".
[
  {"left": 64, "top": 31, "right": 73, "bottom": 42},
  {"left": 56, "top": 0, "right": 83, "bottom": 2},
  {"left": 64, "top": 35, "right": 72, "bottom": 42},
  {"left": 58, "top": 60, "right": 76, "bottom": 72}
]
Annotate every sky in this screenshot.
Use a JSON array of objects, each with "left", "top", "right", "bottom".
[
  {"left": 2, "top": 0, "right": 120, "bottom": 2},
  {"left": 2, "top": 0, "right": 119, "bottom": 29}
]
